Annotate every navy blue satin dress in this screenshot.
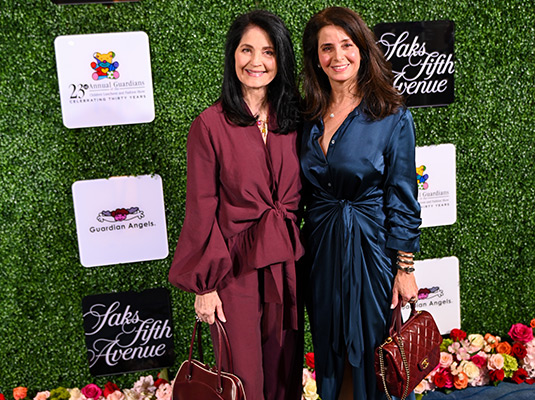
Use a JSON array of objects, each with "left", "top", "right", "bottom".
[{"left": 300, "top": 105, "right": 421, "bottom": 400}]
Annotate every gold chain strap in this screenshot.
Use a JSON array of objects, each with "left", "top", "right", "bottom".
[
  {"left": 378, "top": 340, "right": 393, "bottom": 400},
  {"left": 378, "top": 336, "right": 411, "bottom": 400}
]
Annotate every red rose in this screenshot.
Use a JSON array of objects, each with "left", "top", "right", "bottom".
[
  {"left": 512, "top": 342, "right": 528, "bottom": 359},
  {"left": 1, "top": 393, "right": 6, "bottom": 400},
  {"left": 526, "top": 378, "right": 535, "bottom": 385},
  {"left": 512, "top": 368, "right": 528, "bottom": 384},
  {"left": 154, "top": 378, "right": 168, "bottom": 387},
  {"left": 508, "top": 323, "right": 534, "bottom": 344},
  {"left": 305, "top": 352, "right": 315, "bottom": 369},
  {"left": 104, "top": 382, "right": 120, "bottom": 398},
  {"left": 450, "top": 329, "right": 467, "bottom": 342},
  {"left": 433, "top": 371, "right": 447, "bottom": 388},
  {"left": 489, "top": 369, "right": 505, "bottom": 382}
]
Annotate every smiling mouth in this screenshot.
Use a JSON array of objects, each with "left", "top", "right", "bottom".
[
  {"left": 245, "top": 69, "right": 266, "bottom": 77},
  {"left": 332, "top": 64, "right": 349, "bottom": 72}
]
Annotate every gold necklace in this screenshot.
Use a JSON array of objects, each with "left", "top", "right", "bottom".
[
  {"left": 327, "top": 99, "right": 359, "bottom": 118},
  {"left": 256, "top": 116, "right": 269, "bottom": 144}
]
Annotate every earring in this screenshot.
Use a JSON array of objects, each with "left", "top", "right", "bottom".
[{"left": 317, "top": 63, "right": 321, "bottom": 68}]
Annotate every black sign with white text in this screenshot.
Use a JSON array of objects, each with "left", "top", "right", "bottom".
[
  {"left": 82, "top": 288, "right": 174, "bottom": 376},
  {"left": 374, "top": 20, "right": 455, "bottom": 108}
]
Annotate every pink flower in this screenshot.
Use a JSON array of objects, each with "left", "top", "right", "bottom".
[
  {"left": 488, "top": 353, "right": 505, "bottom": 370},
  {"left": 33, "top": 392, "right": 50, "bottom": 400},
  {"left": 107, "top": 392, "right": 124, "bottom": 400},
  {"left": 440, "top": 352, "right": 454, "bottom": 368},
  {"left": 509, "top": 323, "right": 534, "bottom": 344},
  {"left": 443, "top": 369, "right": 454, "bottom": 389},
  {"left": 470, "top": 355, "right": 486, "bottom": 368},
  {"left": 302, "top": 368, "right": 313, "bottom": 386},
  {"left": 414, "top": 379, "right": 431, "bottom": 394},
  {"left": 81, "top": 384, "right": 102, "bottom": 400},
  {"left": 155, "top": 384, "right": 172, "bottom": 400},
  {"left": 133, "top": 376, "right": 156, "bottom": 394}
]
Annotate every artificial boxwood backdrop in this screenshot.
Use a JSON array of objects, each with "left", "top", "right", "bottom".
[{"left": 1, "top": 0, "right": 534, "bottom": 394}]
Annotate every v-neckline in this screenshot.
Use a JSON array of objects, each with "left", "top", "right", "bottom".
[{"left": 317, "top": 105, "right": 360, "bottom": 159}]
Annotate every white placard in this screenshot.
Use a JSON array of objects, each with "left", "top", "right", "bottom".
[
  {"left": 72, "top": 175, "right": 168, "bottom": 267},
  {"left": 55, "top": 31, "right": 155, "bottom": 129},
  {"left": 416, "top": 144, "right": 457, "bottom": 228},
  {"left": 402, "top": 256, "right": 461, "bottom": 335}
]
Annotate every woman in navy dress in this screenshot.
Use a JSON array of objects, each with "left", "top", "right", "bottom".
[{"left": 300, "top": 7, "right": 422, "bottom": 400}]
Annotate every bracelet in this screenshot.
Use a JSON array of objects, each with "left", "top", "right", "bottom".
[
  {"left": 397, "top": 256, "right": 414, "bottom": 265},
  {"left": 397, "top": 251, "right": 414, "bottom": 259},
  {"left": 396, "top": 263, "right": 415, "bottom": 274}
]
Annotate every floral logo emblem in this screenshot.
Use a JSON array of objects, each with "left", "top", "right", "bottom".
[
  {"left": 97, "top": 207, "right": 144, "bottom": 223},
  {"left": 91, "top": 51, "right": 120, "bottom": 80},
  {"left": 418, "top": 286, "right": 444, "bottom": 300},
  {"left": 416, "top": 165, "right": 429, "bottom": 190}
]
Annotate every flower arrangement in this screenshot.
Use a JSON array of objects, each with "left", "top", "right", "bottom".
[
  {"left": 415, "top": 319, "right": 535, "bottom": 397},
  {"left": 302, "top": 352, "right": 321, "bottom": 400},
  {"left": 1, "top": 372, "right": 172, "bottom": 400}
]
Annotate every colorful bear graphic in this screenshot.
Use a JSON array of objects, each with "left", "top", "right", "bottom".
[
  {"left": 91, "top": 51, "right": 119, "bottom": 80},
  {"left": 416, "top": 165, "right": 429, "bottom": 190}
]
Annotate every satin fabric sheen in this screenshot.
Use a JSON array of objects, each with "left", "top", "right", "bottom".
[{"left": 300, "top": 105, "right": 421, "bottom": 400}]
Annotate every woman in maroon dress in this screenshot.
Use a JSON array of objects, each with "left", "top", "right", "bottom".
[{"left": 168, "top": 10, "right": 304, "bottom": 400}]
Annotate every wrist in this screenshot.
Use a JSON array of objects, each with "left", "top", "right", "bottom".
[{"left": 396, "top": 251, "right": 415, "bottom": 274}]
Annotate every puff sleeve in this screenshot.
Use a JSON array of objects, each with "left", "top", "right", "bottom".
[
  {"left": 168, "top": 115, "right": 232, "bottom": 294},
  {"left": 384, "top": 109, "right": 422, "bottom": 252}
]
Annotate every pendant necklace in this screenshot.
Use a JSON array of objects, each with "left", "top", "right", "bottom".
[
  {"left": 328, "top": 98, "right": 359, "bottom": 119},
  {"left": 256, "top": 116, "right": 269, "bottom": 144}
]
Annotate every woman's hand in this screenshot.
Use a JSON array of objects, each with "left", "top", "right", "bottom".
[
  {"left": 194, "top": 291, "right": 227, "bottom": 324},
  {"left": 391, "top": 271, "right": 418, "bottom": 309}
]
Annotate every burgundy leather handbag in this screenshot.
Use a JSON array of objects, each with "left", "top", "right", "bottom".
[
  {"left": 375, "top": 301, "right": 442, "bottom": 400},
  {"left": 172, "top": 318, "right": 246, "bottom": 400}
]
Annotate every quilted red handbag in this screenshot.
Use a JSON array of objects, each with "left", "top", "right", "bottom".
[
  {"left": 375, "top": 301, "right": 442, "bottom": 400},
  {"left": 172, "top": 318, "right": 246, "bottom": 400}
]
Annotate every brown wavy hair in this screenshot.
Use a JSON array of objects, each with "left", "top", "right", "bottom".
[{"left": 302, "top": 7, "right": 404, "bottom": 121}]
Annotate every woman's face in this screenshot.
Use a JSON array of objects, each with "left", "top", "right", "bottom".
[
  {"left": 234, "top": 25, "right": 277, "bottom": 94},
  {"left": 317, "top": 25, "right": 361, "bottom": 86}
]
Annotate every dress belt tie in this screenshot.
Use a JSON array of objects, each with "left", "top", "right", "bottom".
[
  {"left": 311, "top": 192, "right": 380, "bottom": 367},
  {"left": 246, "top": 201, "right": 304, "bottom": 338}
]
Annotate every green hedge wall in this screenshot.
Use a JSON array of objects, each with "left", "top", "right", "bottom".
[{"left": 1, "top": 0, "right": 534, "bottom": 394}]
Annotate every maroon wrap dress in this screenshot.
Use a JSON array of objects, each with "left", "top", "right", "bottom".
[{"left": 169, "top": 102, "right": 304, "bottom": 400}]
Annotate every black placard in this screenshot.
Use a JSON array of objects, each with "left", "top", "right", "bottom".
[
  {"left": 82, "top": 288, "right": 174, "bottom": 376},
  {"left": 374, "top": 20, "right": 455, "bottom": 108}
]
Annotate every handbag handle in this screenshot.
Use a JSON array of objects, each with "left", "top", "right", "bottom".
[
  {"left": 389, "top": 299, "right": 418, "bottom": 337},
  {"left": 185, "top": 317, "right": 235, "bottom": 393},
  {"left": 381, "top": 298, "right": 418, "bottom": 400}
]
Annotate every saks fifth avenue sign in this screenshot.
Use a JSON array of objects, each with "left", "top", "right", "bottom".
[
  {"left": 82, "top": 288, "right": 174, "bottom": 376},
  {"left": 374, "top": 20, "right": 455, "bottom": 107}
]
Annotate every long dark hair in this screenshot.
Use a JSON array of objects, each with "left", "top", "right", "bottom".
[
  {"left": 302, "top": 7, "right": 403, "bottom": 121},
  {"left": 220, "top": 10, "right": 300, "bottom": 134}
]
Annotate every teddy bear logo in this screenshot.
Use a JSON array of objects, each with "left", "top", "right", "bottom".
[
  {"left": 91, "top": 51, "right": 120, "bottom": 80},
  {"left": 416, "top": 165, "right": 429, "bottom": 190},
  {"left": 96, "top": 207, "right": 144, "bottom": 223}
]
